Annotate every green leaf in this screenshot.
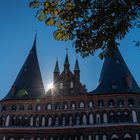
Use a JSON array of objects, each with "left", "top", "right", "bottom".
[{"left": 45, "top": 18, "right": 55, "bottom": 26}]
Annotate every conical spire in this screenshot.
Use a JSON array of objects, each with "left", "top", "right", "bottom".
[
  {"left": 54, "top": 59, "right": 60, "bottom": 73},
  {"left": 3, "top": 35, "right": 45, "bottom": 100},
  {"left": 74, "top": 58, "right": 80, "bottom": 71},
  {"left": 91, "top": 48, "right": 140, "bottom": 94},
  {"left": 64, "top": 49, "right": 70, "bottom": 70}
]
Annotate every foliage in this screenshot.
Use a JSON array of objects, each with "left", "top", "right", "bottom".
[{"left": 29, "top": 0, "right": 140, "bottom": 58}]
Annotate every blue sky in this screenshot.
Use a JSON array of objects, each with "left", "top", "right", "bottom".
[{"left": 0, "top": 0, "right": 140, "bottom": 99}]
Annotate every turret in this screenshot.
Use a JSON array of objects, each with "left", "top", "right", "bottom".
[
  {"left": 3, "top": 35, "right": 45, "bottom": 100},
  {"left": 74, "top": 58, "right": 80, "bottom": 82},
  {"left": 91, "top": 47, "right": 140, "bottom": 94},
  {"left": 53, "top": 59, "right": 60, "bottom": 82},
  {"left": 64, "top": 51, "right": 70, "bottom": 71}
]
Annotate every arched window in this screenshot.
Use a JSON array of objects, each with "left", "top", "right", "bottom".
[
  {"left": 60, "top": 83, "right": 63, "bottom": 89},
  {"left": 36, "top": 105, "right": 41, "bottom": 111},
  {"left": 55, "top": 117, "right": 59, "bottom": 126},
  {"left": 98, "top": 100, "right": 104, "bottom": 108},
  {"left": 46, "top": 104, "right": 52, "bottom": 110},
  {"left": 128, "top": 99, "right": 134, "bottom": 107},
  {"left": 89, "top": 113, "right": 94, "bottom": 124},
  {"left": 28, "top": 104, "right": 33, "bottom": 110},
  {"left": 118, "top": 99, "right": 124, "bottom": 107},
  {"left": 11, "top": 105, "right": 16, "bottom": 111},
  {"left": 108, "top": 100, "right": 114, "bottom": 107},
  {"left": 55, "top": 103, "right": 60, "bottom": 110},
  {"left": 41, "top": 116, "right": 46, "bottom": 126},
  {"left": 95, "top": 135, "right": 99, "bottom": 140},
  {"left": 48, "top": 117, "right": 52, "bottom": 126},
  {"left": 124, "top": 111, "right": 129, "bottom": 122},
  {"left": 103, "top": 113, "right": 108, "bottom": 123},
  {"left": 70, "top": 81, "right": 74, "bottom": 88},
  {"left": 30, "top": 138, "right": 34, "bottom": 140},
  {"left": 80, "top": 136, "right": 83, "bottom": 140},
  {"left": 63, "top": 103, "right": 68, "bottom": 109},
  {"left": 79, "top": 102, "right": 85, "bottom": 108},
  {"left": 76, "top": 115, "right": 80, "bottom": 125},
  {"left": 5, "top": 115, "right": 10, "bottom": 126},
  {"left": 136, "top": 134, "right": 139, "bottom": 140},
  {"left": 109, "top": 112, "right": 114, "bottom": 123},
  {"left": 1, "top": 105, "right": 6, "bottom": 112},
  {"left": 117, "top": 112, "right": 122, "bottom": 123},
  {"left": 96, "top": 113, "right": 101, "bottom": 124},
  {"left": 49, "top": 137, "right": 53, "bottom": 140},
  {"left": 0, "top": 116, "right": 5, "bottom": 126},
  {"left": 37, "top": 137, "right": 40, "bottom": 140},
  {"left": 88, "top": 101, "right": 94, "bottom": 109},
  {"left": 69, "top": 116, "right": 73, "bottom": 125},
  {"left": 62, "top": 116, "right": 66, "bottom": 126},
  {"left": 9, "top": 138, "right": 15, "bottom": 140},
  {"left": 36, "top": 116, "right": 40, "bottom": 126},
  {"left": 71, "top": 103, "right": 76, "bottom": 109},
  {"left": 82, "top": 114, "right": 87, "bottom": 125},
  {"left": 2, "top": 136, "right": 6, "bottom": 140},
  {"left": 19, "top": 104, "right": 24, "bottom": 110},
  {"left": 103, "top": 135, "right": 107, "bottom": 140},
  {"left": 88, "top": 135, "right": 92, "bottom": 140},
  {"left": 132, "top": 110, "right": 137, "bottom": 123},
  {"left": 11, "top": 116, "right": 17, "bottom": 126},
  {"left": 20, "top": 138, "right": 25, "bottom": 140},
  {"left": 29, "top": 116, "right": 33, "bottom": 126}
]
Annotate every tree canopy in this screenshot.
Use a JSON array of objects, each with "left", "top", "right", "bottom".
[{"left": 29, "top": 0, "right": 140, "bottom": 58}]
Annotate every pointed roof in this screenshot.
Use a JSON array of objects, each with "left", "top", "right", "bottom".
[
  {"left": 64, "top": 53, "right": 69, "bottom": 66},
  {"left": 3, "top": 36, "right": 45, "bottom": 100},
  {"left": 74, "top": 58, "right": 80, "bottom": 71},
  {"left": 91, "top": 48, "right": 140, "bottom": 94},
  {"left": 54, "top": 59, "right": 60, "bottom": 73}
]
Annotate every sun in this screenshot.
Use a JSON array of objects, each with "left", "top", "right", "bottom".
[{"left": 47, "top": 83, "right": 54, "bottom": 90}]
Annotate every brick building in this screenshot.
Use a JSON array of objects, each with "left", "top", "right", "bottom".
[{"left": 0, "top": 36, "right": 140, "bottom": 140}]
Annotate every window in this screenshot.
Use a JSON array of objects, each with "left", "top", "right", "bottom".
[
  {"left": 36, "top": 105, "right": 41, "bottom": 111},
  {"left": 19, "top": 105, "right": 24, "bottom": 110},
  {"left": 132, "top": 110, "right": 137, "bottom": 123},
  {"left": 103, "top": 113, "right": 108, "bottom": 123},
  {"left": 48, "top": 117, "right": 52, "bottom": 126},
  {"left": 108, "top": 100, "right": 114, "bottom": 107},
  {"left": 79, "top": 102, "right": 85, "bottom": 108},
  {"left": 69, "top": 116, "right": 73, "bottom": 125},
  {"left": 1, "top": 105, "right": 6, "bottom": 112},
  {"left": 11, "top": 105, "right": 16, "bottom": 111},
  {"left": 70, "top": 82, "right": 74, "bottom": 88},
  {"left": 29, "top": 116, "right": 34, "bottom": 126},
  {"left": 96, "top": 113, "right": 101, "bottom": 124},
  {"left": 63, "top": 102, "right": 68, "bottom": 109},
  {"left": 88, "top": 101, "right": 94, "bottom": 108},
  {"left": 55, "top": 117, "right": 59, "bottom": 126},
  {"left": 76, "top": 115, "right": 80, "bottom": 125},
  {"left": 62, "top": 116, "right": 66, "bottom": 126},
  {"left": 41, "top": 116, "right": 46, "bottom": 126},
  {"left": 118, "top": 99, "right": 124, "bottom": 107},
  {"left": 89, "top": 113, "right": 94, "bottom": 124},
  {"left": 46, "top": 104, "right": 52, "bottom": 110},
  {"left": 71, "top": 103, "right": 76, "bottom": 109},
  {"left": 36, "top": 116, "right": 40, "bottom": 126},
  {"left": 5, "top": 115, "right": 10, "bottom": 126},
  {"left": 60, "top": 83, "right": 63, "bottom": 89},
  {"left": 98, "top": 100, "right": 104, "bottom": 108},
  {"left": 55, "top": 103, "right": 60, "bottom": 110},
  {"left": 28, "top": 104, "right": 33, "bottom": 110},
  {"left": 128, "top": 99, "right": 134, "bottom": 107},
  {"left": 82, "top": 114, "right": 87, "bottom": 125}
]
